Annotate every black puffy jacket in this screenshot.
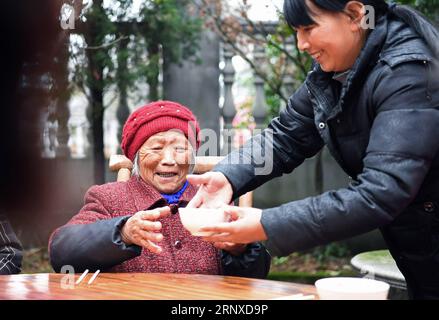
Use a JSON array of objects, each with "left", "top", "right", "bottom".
[{"left": 214, "top": 13, "right": 439, "bottom": 299}]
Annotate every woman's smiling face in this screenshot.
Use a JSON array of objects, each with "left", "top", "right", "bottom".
[
  {"left": 295, "top": 0, "right": 367, "bottom": 72},
  {"left": 138, "top": 130, "right": 193, "bottom": 194}
]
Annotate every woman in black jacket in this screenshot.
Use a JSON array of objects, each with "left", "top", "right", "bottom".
[{"left": 187, "top": 1, "right": 439, "bottom": 299}]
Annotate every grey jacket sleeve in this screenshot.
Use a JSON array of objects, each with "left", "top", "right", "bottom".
[
  {"left": 49, "top": 216, "right": 141, "bottom": 273},
  {"left": 221, "top": 242, "right": 271, "bottom": 279},
  {"left": 262, "top": 61, "right": 439, "bottom": 256},
  {"left": 0, "top": 214, "right": 23, "bottom": 275},
  {"left": 214, "top": 84, "right": 324, "bottom": 199}
]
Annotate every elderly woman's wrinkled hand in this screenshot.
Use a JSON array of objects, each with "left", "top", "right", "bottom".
[{"left": 121, "top": 206, "right": 171, "bottom": 254}]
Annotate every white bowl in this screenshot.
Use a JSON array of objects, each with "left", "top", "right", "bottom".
[
  {"left": 178, "top": 208, "right": 227, "bottom": 236},
  {"left": 315, "top": 277, "right": 390, "bottom": 300}
]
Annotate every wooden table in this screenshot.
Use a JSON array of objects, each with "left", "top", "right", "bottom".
[{"left": 0, "top": 273, "right": 317, "bottom": 300}]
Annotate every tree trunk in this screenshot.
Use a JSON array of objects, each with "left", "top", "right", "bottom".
[
  {"left": 84, "top": 0, "right": 106, "bottom": 184},
  {"left": 85, "top": 47, "right": 105, "bottom": 184},
  {"left": 90, "top": 86, "right": 105, "bottom": 184},
  {"left": 53, "top": 33, "right": 71, "bottom": 158},
  {"left": 116, "top": 37, "right": 130, "bottom": 149},
  {"left": 147, "top": 42, "right": 160, "bottom": 101}
]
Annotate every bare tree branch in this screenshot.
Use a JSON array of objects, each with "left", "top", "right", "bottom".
[
  {"left": 85, "top": 36, "right": 130, "bottom": 50},
  {"left": 197, "top": 0, "right": 310, "bottom": 104}
]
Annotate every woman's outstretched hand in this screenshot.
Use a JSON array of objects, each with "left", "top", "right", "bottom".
[
  {"left": 200, "top": 205, "right": 268, "bottom": 244},
  {"left": 186, "top": 172, "right": 233, "bottom": 208}
]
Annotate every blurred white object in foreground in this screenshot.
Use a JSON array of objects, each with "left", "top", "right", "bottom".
[{"left": 315, "top": 277, "right": 390, "bottom": 300}]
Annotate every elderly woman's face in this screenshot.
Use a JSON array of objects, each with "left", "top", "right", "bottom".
[
  {"left": 295, "top": 1, "right": 366, "bottom": 72},
  {"left": 138, "top": 130, "right": 193, "bottom": 194}
]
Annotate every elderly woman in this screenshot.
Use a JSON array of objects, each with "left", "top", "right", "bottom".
[{"left": 49, "top": 100, "right": 270, "bottom": 277}]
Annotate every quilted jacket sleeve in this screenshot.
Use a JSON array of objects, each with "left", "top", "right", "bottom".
[{"left": 49, "top": 185, "right": 141, "bottom": 272}]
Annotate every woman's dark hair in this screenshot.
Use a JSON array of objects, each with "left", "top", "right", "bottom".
[{"left": 283, "top": 0, "right": 439, "bottom": 57}]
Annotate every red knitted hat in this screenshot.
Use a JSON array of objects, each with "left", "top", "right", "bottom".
[{"left": 121, "top": 100, "right": 200, "bottom": 161}]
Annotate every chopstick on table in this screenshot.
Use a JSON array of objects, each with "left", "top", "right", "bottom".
[{"left": 271, "top": 293, "right": 315, "bottom": 300}]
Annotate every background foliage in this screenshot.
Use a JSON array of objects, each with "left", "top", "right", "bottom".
[{"left": 70, "top": 0, "right": 203, "bottom": 183}]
